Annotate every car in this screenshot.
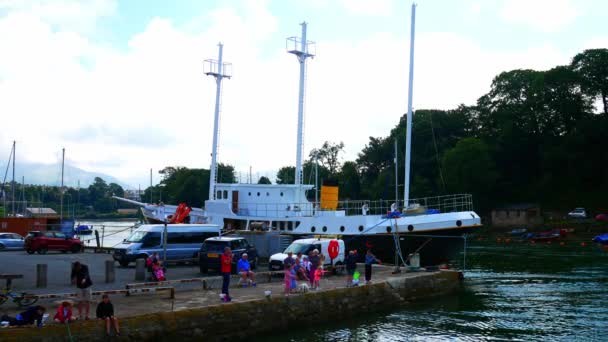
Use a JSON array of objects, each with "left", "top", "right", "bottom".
[
  {"left": 0, "top": 233, "right": 25, "bottom": 250},
  {"left": 112, "top": 224, "right": 220, "bottom": 267},
  {"left": 567, "top": 208, "right": 588, "bottom": 219},
  {"left": 198, "top": 237, "right": 257, "bottom": 274},
  {"left": 24, "top": 231, "right": 84, "bottom": 254},
  {"left": 268, "top": 238, "right": 346, "bottom": 271}
]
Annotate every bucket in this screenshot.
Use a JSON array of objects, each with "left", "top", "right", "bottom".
[{"left": 408, "top": 253, "right": 420, "bottom": 269}]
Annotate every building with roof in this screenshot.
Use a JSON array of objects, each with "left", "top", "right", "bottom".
[{"left": 491, "top": 203, "right": 543, "bottom": 227}]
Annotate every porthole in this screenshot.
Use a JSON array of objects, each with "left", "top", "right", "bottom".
[
  {"left": 407, "top": 225, "right": 414, "bottom": 232},
  {"left": 358, "top": 225, "right": 364, "bottom": 232},
  {"left": 386, "top": 226, "right": 392, "bottom": 233},
  {"left": 322, "top": 226, "right": 327, "bottom": 232},
  {"left": 257, "top": 192, "right": 260, "bottom": 196},
  {"left": 280, "top": 192, "right": 284, "bottom": 197},
  {"left": 248, "top": 192, "right": 251, "bottom": 196},
  {"left": 266, "top": 192, "right": 270, "bottom": 196},
  {"left": 340, "top": 226, "right": 345, "bottom": 232},
  {"left": 311, "top": 226, "right": 316, "bottom": 233},
  {"left": 456, "top": 220, "right": 462, "bottom": 227}
]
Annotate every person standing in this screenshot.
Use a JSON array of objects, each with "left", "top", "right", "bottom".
[
  {"left": 96, "top": 294, "right": 120, "bottom": 336},
  {"left": 221, "top": 247, "right": 233, "bottom": 302},
  {"left": 71, "top": 261, "right": 93, "bottom": 320},
  {"left": 308, "top": 250, "right": 321, "bottom": 286},
  {"left": 364, "top": 250, "right": 381, "bottom": 284}
]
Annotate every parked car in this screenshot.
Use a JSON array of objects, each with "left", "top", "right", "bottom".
[
  {"left": 24, "top": 231, "right": 84, "bottom": 254},
  {"left": 112, "top": 224, "right": 220, "bottom": 267},
  {"left": 567, "top": 208, "right": 588, "bottom": 219},
  {"left": 269, "top": 238, "right": 346, "bottom": 271},
  {"left": 0, "top": 233, "right": 24, "bottom": 250},
  {"left": 198, "top": 237, "right": 257, "bottom": 274}
]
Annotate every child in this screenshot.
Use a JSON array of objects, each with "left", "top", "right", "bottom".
[
  {"left": 313, "top": 266, "right": 323, "bottom": 290},
  {"left": 365, "top": 249, "right": 381, "bottom": 284},
  {"left": 96, "top": 295, "right": 120, "bottom": 336},
  {"left": 152, "top": 263, "right": 166, "bottom": 281},
  {"left": 53, "top": 301, "right": 75, "bottom": 324},
  {"left": 284, "top": 264, "right": 296, "bottom": 296}
]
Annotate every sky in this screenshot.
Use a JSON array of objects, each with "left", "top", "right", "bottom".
[{"left": 1, "top": 0, "right": 607, "bottom": 189}]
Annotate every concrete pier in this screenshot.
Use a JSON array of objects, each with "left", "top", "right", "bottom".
[{"left": 0, "top": 268, "right": 462, "bottom": 341}]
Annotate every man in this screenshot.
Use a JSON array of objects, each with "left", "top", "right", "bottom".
[
  {"left": 220, "top": 247, "right": 232, "bottom": 302},
  {"left": 237, "top": 253, "right": 256, "bottom": 287},
  {"left": 71, "top": 261, "right": 93, "bottom": 320},
  {"left": 283, "top": 251, "right": 295, "bottom": 269},
  {"left": 96, "top": 294, "right": 120, "bottom": 336}
]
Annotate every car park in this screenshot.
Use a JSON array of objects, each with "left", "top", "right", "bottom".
[
  {"left": 0, "top": 233, "right": 24, "bottom": 250},
  {"left": 24, "top": 231, "right": 84, "bottom": 254},
  {"left": 198, "top": 237, "right": 257, "bottom": 274}
]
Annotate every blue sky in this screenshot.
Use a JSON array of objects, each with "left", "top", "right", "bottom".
[{"left": 0, "top": 0, "right": 607, "bottom": 188}]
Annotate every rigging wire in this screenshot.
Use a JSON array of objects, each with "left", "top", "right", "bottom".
[{"left": 429, "top": 111, "right": 447, "bottom": 193}]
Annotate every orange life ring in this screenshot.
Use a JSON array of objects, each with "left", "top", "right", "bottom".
[{"left": 328, "top": 240, "right": 340, "bottom": 259}]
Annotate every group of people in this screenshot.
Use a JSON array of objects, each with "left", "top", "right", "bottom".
[
  {"left": 283, "top": 249, "right": 325, "bottom": 295},
  {"left": 345, "top": 249, "right": 381, "bottom": 287}
]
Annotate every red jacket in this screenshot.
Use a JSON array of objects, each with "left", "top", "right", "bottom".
[
  {"left": 221, "top": 253, "right": 232, "bottom": 273},
  {"left": 54, "top": 306, "right": 73, "bottom": 323}
]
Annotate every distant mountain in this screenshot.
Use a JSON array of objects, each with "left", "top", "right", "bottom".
[{"left": 0, "top": 162, "right": 132, "bottom": 189}]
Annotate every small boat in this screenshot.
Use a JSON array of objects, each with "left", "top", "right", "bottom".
[
  {"left": 592, "top": 233, "right": 608, "bottom": 245},
  {"left": 527, "top": 229, "right": 566, "bottom": 242},
  {"left": 510, "top": 228, "right": 527, "bottom": 236},
  {"left": 74, "top": 225, "right": 93, "bottom": 235}
]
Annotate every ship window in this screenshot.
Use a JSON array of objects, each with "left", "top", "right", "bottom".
[
  {"left": 340, "top": 226, "right": 345, "bottom": 232},
  {"left": 358, "top": 225, "right": 364, "bottom": 232},
  {"left": 311, "top": 226, "right": 316, "bottom": 232},
  {"left": 223, "top": 190, "right": 228, "bottom": 199},
  {"left": 248, "top": 192, "right": 251, "bottom": 196},
  {"left": 322, "top": 226, "right": 327, "bottom": 232},
  {"left": 217, "top": 190, "right": 222, "bottom": 199},
  {"left": 280, "top": 192, "right": 284, "bottom": 197},
  {"left": 266, "top": 192, "right": 269, "bottom": 196}
]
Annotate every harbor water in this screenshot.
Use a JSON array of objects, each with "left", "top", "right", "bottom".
[
  {"left": 76, "top": 219, "right": 139, "bottom": 248},
  {"left": 257, "top": 236, "right": 608, "bottom": 341}
]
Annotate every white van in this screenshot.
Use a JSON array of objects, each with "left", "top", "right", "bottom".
[
  {"left": 112, "top": 224, "right": 220, "bottom": 267},
  {"left": 268, "top": 238, "right": 345, "bottom": 271}
]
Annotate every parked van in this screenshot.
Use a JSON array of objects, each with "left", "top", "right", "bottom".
[
  {"left": 112, "top": 224, "right": 220, "bottom": 267},
  {"left": 268, "top": 238, "right": 345, "bottom": 271}
]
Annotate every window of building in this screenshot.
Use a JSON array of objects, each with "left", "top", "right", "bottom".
[
  {"left": 223, "top": 190, "right": 228, "bottom": 199},
  {"left": 217, "top": 190, "right": 222, "bottom": 199}
]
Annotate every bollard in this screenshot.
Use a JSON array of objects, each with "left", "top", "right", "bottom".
[
  {"left": 135, "top": 258, "right": 146, "bottom": 281},
  {"left": 105, "top": 260, "right": 115, "bottom": 283},
  {"left": 36, "top": 264, "right": 47, "bottom": 288}
]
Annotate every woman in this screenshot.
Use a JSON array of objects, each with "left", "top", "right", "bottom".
[{"left": 96, "top": 294, "right": 120, "bottom": 336}]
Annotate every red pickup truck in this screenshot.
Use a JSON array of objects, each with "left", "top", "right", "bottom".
[{"left": 25, "top": 231, "right": 84, "bottom": 254}]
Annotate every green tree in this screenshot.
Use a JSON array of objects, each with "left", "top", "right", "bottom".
[
  {"left": 571, "top": 48, "right": 608, "bottom": 115},
  {"left": 339, "top": 161, "right": 361, "bottom": 200},
  {"left": 442, "top": 138, "right": 497, "bottom": 212},
  {"left": 276, "top": 166, "right": 295, "bottom": 184},
  {"left": 257, "top": 176, "right": 271, "bottom": 184},
  {"left": 309, "top": 141, "right": 345, "bottom": 176}
]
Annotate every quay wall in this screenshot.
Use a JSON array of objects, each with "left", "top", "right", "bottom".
[{"left": 0, "top": 270, "right": 462, "bottom": 342}]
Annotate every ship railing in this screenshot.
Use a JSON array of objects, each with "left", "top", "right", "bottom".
[{"left": 234, "top": 194, "right": 474, "bottom": 218}]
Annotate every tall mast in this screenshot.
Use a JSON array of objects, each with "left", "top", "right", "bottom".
[
  {"left": 205, "top": 43, "right": 231, "bottom": 201},
  {"left": 60, "top": 148, "right": 65, "bottom": 222},
  {"left": 404, "top": 3, "right": 417, "bottom": 207},
  {"left": 11, "top": 141, "right": 15, "bottom": 216},
  {"left": 149, "top": 168, "right": 152, "bottom": 203},
  {"left": 287, "top": 22, "right": 315, "bottom": 191}
]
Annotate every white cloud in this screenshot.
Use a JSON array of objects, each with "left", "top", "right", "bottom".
[
  {"left": 500, "top": 0, "right": 581, "bottom": 32},
  {"left": 0, "top": 0, "right": 589, "bottom": 188},
  {"left": 337, "top": 0, "right": 394, "bottom": 16}
]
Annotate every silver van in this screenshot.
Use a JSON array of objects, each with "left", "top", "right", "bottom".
[{"left": 112, "top": 224, "right": 220, "bottom": 267}]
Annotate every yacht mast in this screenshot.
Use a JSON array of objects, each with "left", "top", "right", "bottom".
[
  {"left": 205, "top": 43, "right": 231, "bottom": 200},
  {"left": 404, "top": 3, "right": 417, "bottom": 207},
  {"left": 60, "top": 148, "right": 65, "bottom": 222},
  {"left": 11, "top": 141, "right": 15, "bottom": 216},
  {"left": 287, "top": 22, "right": 315, "bottom": 194}
]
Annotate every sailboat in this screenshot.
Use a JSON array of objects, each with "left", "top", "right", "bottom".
[{"left": 202, "top": 5, "right": 482, "bottom": 266}]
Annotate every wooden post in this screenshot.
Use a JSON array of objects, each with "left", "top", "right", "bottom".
[
  {"left": 135, "top": 258, "right": 145, "bottom": 281},
  {"left": 105, "top": 260, "right": 115, "bottom": 283},
  {"left": 36, "top": 264, "right": 47, "bottom": 288}
]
